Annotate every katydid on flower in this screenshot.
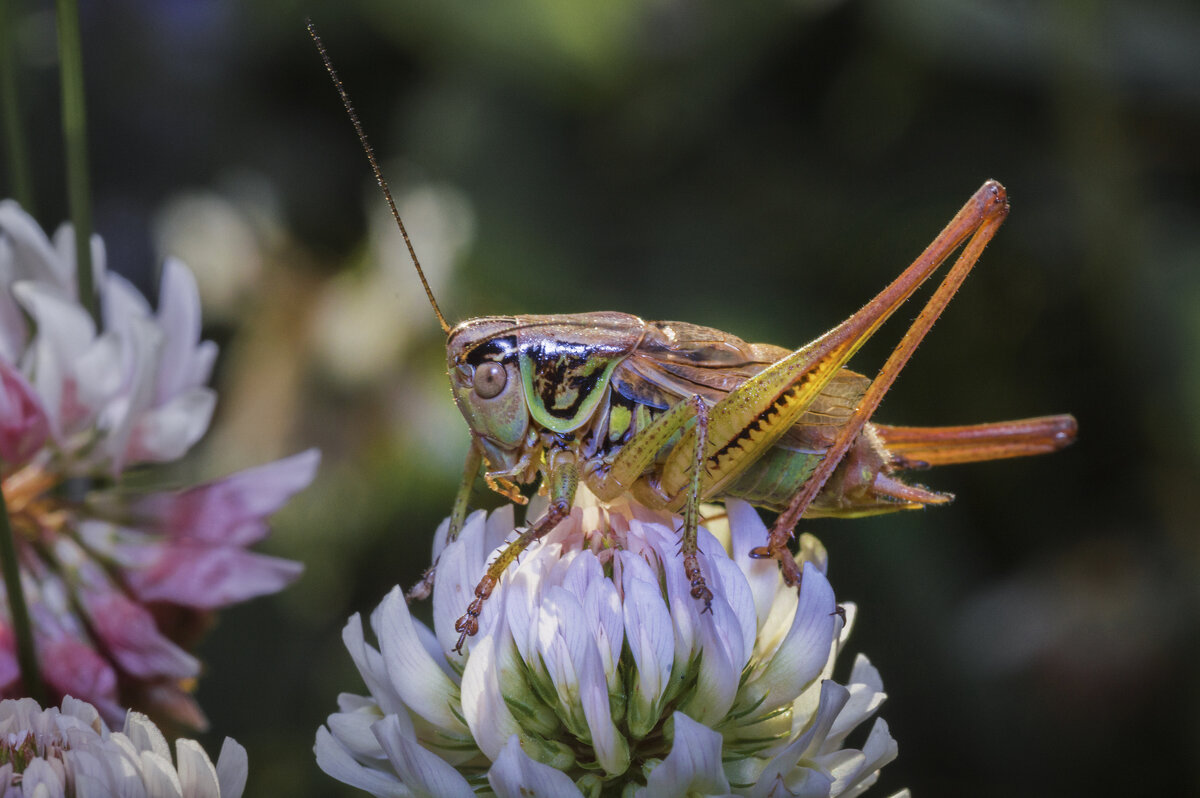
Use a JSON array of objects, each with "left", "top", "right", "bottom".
[{"left": 310, "top": 23, "right": 1077, "bottom": 655}]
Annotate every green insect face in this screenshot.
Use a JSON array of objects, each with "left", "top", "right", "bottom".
[
  {"left": 447, "top": 313, "right": 646, "bottom": 466},
  {"left": 447, "top": 318, "right": 530, "bottom": 470}
]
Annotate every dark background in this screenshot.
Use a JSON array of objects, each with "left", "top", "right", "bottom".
[{"left": 4, "top": 0, "right": 1199, "bottom": 795}]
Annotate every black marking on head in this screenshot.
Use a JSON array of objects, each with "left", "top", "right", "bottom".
[{"left": 465, "top": 335, "right": 518, "bottom": 367}]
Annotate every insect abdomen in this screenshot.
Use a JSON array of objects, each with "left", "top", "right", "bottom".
[{"left": 724, "top": 445, "right": 824, "bottom": 512}]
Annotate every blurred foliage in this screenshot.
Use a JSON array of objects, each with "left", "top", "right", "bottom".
[{"left": 4, "top": 0, "right": 1200, "bottom": 795}]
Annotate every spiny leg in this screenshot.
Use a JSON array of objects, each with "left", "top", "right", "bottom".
[
  {"left": 679, "top": 398, "right": 712, "bottom": 611},
  {"left": 408, "top": 444, "right": 483, "bottom": 602},
  {"left": 453, "top": 448, "right": 579, "bottom": 654},
  {"left": 756, "top": 181, "right": 1010, "bottom": 585}
]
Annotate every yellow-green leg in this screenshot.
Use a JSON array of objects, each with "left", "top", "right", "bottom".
[
  {"left": 407, "top": 443, "right": 483, "bottom": 601},
  {"left": 453, "top": 448, "right": 579, "bottom": 654},
  {"left": 591, "top": 394, "right": 714, "bottom": 609}
]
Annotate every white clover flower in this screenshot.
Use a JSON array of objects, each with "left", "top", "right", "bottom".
[
  {"left": 0, "top": 200, "right": 318, "bottom": 728},
  {"left": 0, "top": 695, "right": 247, "bottom": 797},
  {"left": 317, "top": 488, "right": 902, "bottom": 797}
]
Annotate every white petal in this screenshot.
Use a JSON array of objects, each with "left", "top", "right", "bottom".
[
  {"left": 577, "top": 558, "right": 623, "bottom": 687},
  {"left": 827, "top": 718, "right": 897, "bottom": 798},
  {"left": 60, "top": 695, "right": 104, "bottom": 731},
  {"left": 98, "top": 315, "right": 162, "bottom": 471},
  {"left": 460, "top": 625, "right": 521, "bottom": 760},
  {"left": 835, "top": 602, "right": 859, "bottom": 655},
  {"left": 0, "top": 200, "right": 71, "bottom": 290},
  {"left": 826, "top": 654, "right": 886, "bottom": 747},
  {"left": 705, "top": 536, "right": 757, "bottom": 666},
  {"left": 726, "top": 499, "right": 782, "bottom": 629},
  {"left": 15, "top": 280, "right": 96, "bottom": 360},
  {"left": 377, "top": 588, "right": 468, "bottom": 734},
  {"left": 20, "top": 759, "right": 65, "bottom": 798},
  {"left": 487, "top": 736, "right": 584, "bottom": 798},
  {"left": 644, "top": 520, "right": 702, "bottom": 664},
  {"left": 101, "top": 733, "right": 150, "bottom": 794},
  {"left": 427, "top": 516, "right": 453, "bottom": 565},
  {"left": 314, "top": 726, "right": 410, "bottom": 798},
  {"left": 67, "top": 749, "right": 126, "bottom": 798},
  {"left": 342, "top": 614, "right": 404, "bottom": 717},
  {"left": 101, "top": 272, "right": 152, "bottom": 335},
  {"left": 139, "top": 750, "right": 184, "bottom": 798},
  {"left": 72, "top": 333, "right": 125, "bottom": 418},
  {"left": 328, "top": 707, "right": 389, "bottom": 761},
  {"left": 637, "top": 712, "right": 731, "bottom": 798},
  {"left": 676, "top": 606, "right": 740, "bottom": 726},
  {"left": 620, "top": 553, "right": 674, "bottom": 732},
  {"left": 372, "top": 714, "right": 474, "bottom": 798},
  {"left": 482, "top": 503, "right": 517, "bottom": 553},
  {"left": 750, "top": 680, "right": 849, "bottom": 798},
  {"left": 431, "top": 510, "right": 490, "bottom": 655},
  {"left": 214, "top": 738, "right": 247, "bottom": 798},
  {"left": 154, "top": 258, "right": 207, "bottom": 400},
  {"left": 123, "top": 713, "right": 172, "bottom": 760},
  {"left": 538, "top": 586, "right": 629, "bottom": 776},
  {"left": 748, "top": 562, "right": 837, "bottom": 712},
  {"left": 174, "top": 739, "right": 220, "bottom": 798},
  {"left": 558, "top": 546, "right": 601, "bottom": 600},
  {"left": 125, "top": 386, "right": 215, "bottom": 463},
  {"left": 14, "top": 281, "right": 97, "bottom": 434},
  {"left": 504, "top": 549, "right": 545, "bottom": 663}
]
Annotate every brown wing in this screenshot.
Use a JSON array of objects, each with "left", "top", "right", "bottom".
[{"left": 612, "top": 320, "right": 869, "bottom": 455}]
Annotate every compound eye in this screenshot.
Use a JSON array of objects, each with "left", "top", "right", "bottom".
[{"left": 473, "top": 361, "right": 507, "bottom": 399}]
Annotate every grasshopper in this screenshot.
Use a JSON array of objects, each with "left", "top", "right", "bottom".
[{"left": 310, "top": 24, "right": 1077, "bottom": 655}]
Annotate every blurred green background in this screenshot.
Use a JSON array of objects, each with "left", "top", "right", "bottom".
[{"left": 4, "top": 0, "right": 1200, "bottom": 795}]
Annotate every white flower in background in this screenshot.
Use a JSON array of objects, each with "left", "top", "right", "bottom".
[
  {"left": 0, "top": 695, "right": 247, "bottom": 797},
  {"left": 312, "top": 183, "right": 473, "bottom": 387},
  {"left": 316, "top": 488, "right": 902, "bottom": 797},
  {"left": 0, "top": 200, "right": 318, "bottom": 728}
]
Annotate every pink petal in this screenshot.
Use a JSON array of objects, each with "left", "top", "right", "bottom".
[
  {"left": 36, "top": 635, "right": 123, "bottom": 726},
  {"left": 134, "top": 449, "right": 320, "bottom": 545},
  {"left": 130, "top": 680, "right": 208, "bottom": 731},
  {"left": 0, "top": 360, "right": 49, "bottom": 463},
  {"left": 126, "top": 545, "right": 303, "bottom": 608},
  {"left": 82, "top": 587, "right": 199, "bottom": 679}
]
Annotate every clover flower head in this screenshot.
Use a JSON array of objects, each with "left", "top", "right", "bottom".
[
  {"left": 0, "top": 694, "right": 246, "bottom": 796},
  {"left": 317, "top": 487, "right": 903, "bottom": 797},
  {"left": 0, "top": 200, "right": 318, "bottom": 728}
]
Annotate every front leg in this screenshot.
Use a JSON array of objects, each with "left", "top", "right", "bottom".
[
  {"left": 452, "top": 447, "right": 579, "bottom": 654},
  {"left": 407, "top": 443, "right": 484, "bottom": 602}
]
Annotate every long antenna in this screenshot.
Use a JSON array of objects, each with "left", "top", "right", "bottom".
[{"left": 307, "top": 20, "right": 452, "bottom": 334}]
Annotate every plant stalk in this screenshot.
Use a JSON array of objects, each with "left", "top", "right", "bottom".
[
  {"left": 55, "top": 0, "right": 98, "bottom": 323},
  {"left": 0, "top": 0, "right": 35, "bottom": 210}
]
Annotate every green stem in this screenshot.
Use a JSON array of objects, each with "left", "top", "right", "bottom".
[
  {"left": 0, "top": 487, "right": 43, "bottom": 703},
  {"left": 55, "top": 0, "right": 98, "bottom": 324},
  {"left": 0, "top": 0, "right": 35, "bottom": 210}
]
